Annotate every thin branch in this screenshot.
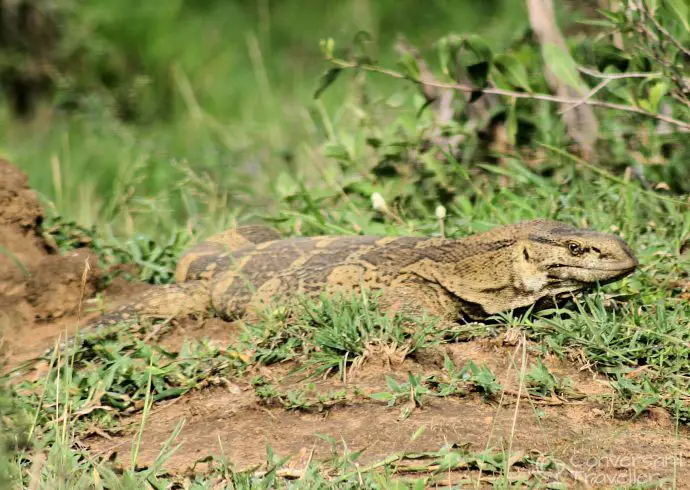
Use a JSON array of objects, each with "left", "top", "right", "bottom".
[
  {"left": 559, "top": 78, "right": 612, "bottom": 115},
  {"left": 633, "top": 0, "right": 690, "bottom": 108},
  {"left": 393, "top": 36, "right": 467, "bottom": 151},
  {"left": 576, "top": 66, "right": 662, "bottom": 79},
  {"left": 327, "top": 57, "right": 690, "bottom": 132},
  {"left": 630, "top": 42, "right": 690, "bottom": 107}
]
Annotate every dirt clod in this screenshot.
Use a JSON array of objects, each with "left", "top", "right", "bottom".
[
  {"left": 0, "top": 158, "right": 45, "bottom": 229},
  {"left": 0, "top": 158, "right": 107, "bottom": 359},
  {"left": 26, "top": 249, "right": 104, "bottom": 319}
]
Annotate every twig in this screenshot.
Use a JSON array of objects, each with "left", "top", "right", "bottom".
[
  {"left": 576, "top": 66, "right": 662, "bottom": 79},
  {"left": 394, "top": 37, "right": 445, "bottom": 114},
  {"left": 143, "top": 315, "right": 176, "bottom": 342},
  {"left": 394, "top": 36, "right": 467, "bottom": 150},
  {"left": 632, "top": 0, "right": 690, "bottom": 108},
  {"left": 559, "top": 78, "right": 612, "bottom": 115},
  {"left": 326, "top": 57, "right": 690, "bottom": 132},
  {"left": 506, "top": 333, "right": 526, "bottom": 484}
]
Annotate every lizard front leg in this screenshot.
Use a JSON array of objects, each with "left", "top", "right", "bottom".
[{"left": 377, "top": 275, "right": 463, "bottom": 328}]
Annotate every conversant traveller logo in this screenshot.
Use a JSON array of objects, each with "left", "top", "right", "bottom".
[{"left": 559, "top": 454, "right": 685, "bottom": 487}]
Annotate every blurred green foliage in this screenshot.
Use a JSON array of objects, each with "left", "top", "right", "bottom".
[
  {"left": 1, "top": 0, "right": 543, "bottom": 243},
  {"left": 0, "top": 0, "right": 526, "bottom": 121}
]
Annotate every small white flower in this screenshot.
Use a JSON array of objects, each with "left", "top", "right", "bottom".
[
  {"left": 435, "top": 205, "right": 447, "bottom": 220},
  {"left": 371, "top": 192, "right": 387, "bottom": 211}
]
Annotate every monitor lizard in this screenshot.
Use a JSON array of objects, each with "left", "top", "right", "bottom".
[{"left": 80, "top": 219, "right": 638, "bottom": 335}]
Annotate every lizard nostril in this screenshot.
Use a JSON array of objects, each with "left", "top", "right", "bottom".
[{"left": 591, "top": 247, "right": 601, "bottom": 255}]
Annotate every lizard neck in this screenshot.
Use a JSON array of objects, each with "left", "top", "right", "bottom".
[{"left": 402, "top": 235, "right": 559, "bottom": 319}]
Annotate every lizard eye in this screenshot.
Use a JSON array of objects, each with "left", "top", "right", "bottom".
[{"left": 567, "top": 242, "right": 583, "bottom": 255}]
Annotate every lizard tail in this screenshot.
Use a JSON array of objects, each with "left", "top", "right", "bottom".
[
  {"left": 87, "top": 281, "right": 211, "bottom": 329},
  {"left": 45, "top": 281, "right": 211, "bottom": 357}
]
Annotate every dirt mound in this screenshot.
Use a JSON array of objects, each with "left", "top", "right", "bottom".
[
  {"left": 0, "top": 158, "right": 45, "bottom": 229},
  {"left": 25, "top": 249, "right": 104, "bottom": 319},
  {"left": 0, "top": 158, "right": 107, "bottom": 360},
  {"left": 0, "top": 158, "right": 51, "bottom": 298}
]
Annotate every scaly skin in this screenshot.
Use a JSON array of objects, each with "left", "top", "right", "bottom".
[{"left": 84, "top": 219, "right": 638, "bottom": 332}]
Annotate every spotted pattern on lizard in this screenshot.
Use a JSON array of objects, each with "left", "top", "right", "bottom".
[{"left": 80, "top": 219, "right": 638, "bottom": 335}]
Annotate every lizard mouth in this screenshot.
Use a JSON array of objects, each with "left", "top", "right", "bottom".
[
  {"left": 548, "top": 264, "right": 638, "bottom": 274},
  {"left": 547, "top": 263, "right": 637, "bottom": 285}
]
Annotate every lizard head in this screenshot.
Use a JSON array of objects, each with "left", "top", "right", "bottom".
[
  {"left": 413, "top": 219, "right": 638, "bottom": 319},
  {"left": 515, "top": 220, "right": 638, "bottom": 299}
]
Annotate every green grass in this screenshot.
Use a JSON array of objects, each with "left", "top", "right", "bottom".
[
  {"left": 1, "top": 291, "right": 586, "bottom": 487},
  {"left": 243, "top": 290, "right": 442, "bottom": 379}
]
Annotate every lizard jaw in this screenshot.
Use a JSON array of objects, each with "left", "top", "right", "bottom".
[{"left": 546, "top": 262, "right": 637, "bottom": 285}]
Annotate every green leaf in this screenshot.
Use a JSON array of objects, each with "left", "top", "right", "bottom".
[
  {"left": 443, "top": 354, "right": 455, "bottom": 373},
  {"left": 386, "top": 375, "right": 403, "bottom": 392},
  {"left": 608, "top": 83, "right": 636, "bottom": 105},
  {"left": 319, "top": 38, "right": 335, "bottom": 58},
  {"left": 493, "top": 54, "right": 532, "bottom": 92},
  {"left": 154, "top": 387, "right": 189, "bottom": 401},
  {"left": 385, "top": 92, "right": 407, "bottom": 108},
  {"left": 541, "top": 43, "right": 588, "bottom": 93},
  {"left": 413, "top": 479, "right": 427, "bottom": 490},
  {"left": 369, "top": 392, "right": 394, "bottom": 402},
  {"left": 397, "top": 51, "right": 421, "bottom": 80},
  {"left": 461, "top": 35, "right": 493, "bottom": 88},
  {"left": 597, "top": 9, "right": 626, "bottom": 24},
  {"left": 314, "top": 67, "right": 342, "bottom": 99},
  {"left": 324, "top": 142, "right": 352, "bottom": 162},
  {"left": 664, "top": 0, "right": 690, "bottom": 31},
  {"left": 648, "top": 81, "right": 669, "bottom": 112},
  {"left": 274, "top": 172, "right": 299, "bottom": 198},
  {"left": 436, "top": 35, "right": 463, "bottom": 79},
  {"left": 634, "top": 395, "right": 662, "bottom": 415},
  {"left": 463, "top": 34, "right": 493, "bottom": 65}
]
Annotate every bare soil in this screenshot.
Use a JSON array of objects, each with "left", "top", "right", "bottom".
[
  {"left": 82, "top": 331, "right": 690, "bottom": 487},
  {"left": 1, "top": 159, "right": 688, "bottom": 487},
  {"left": 0, "top": 158, "right": 152, "bottom": 363}
]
